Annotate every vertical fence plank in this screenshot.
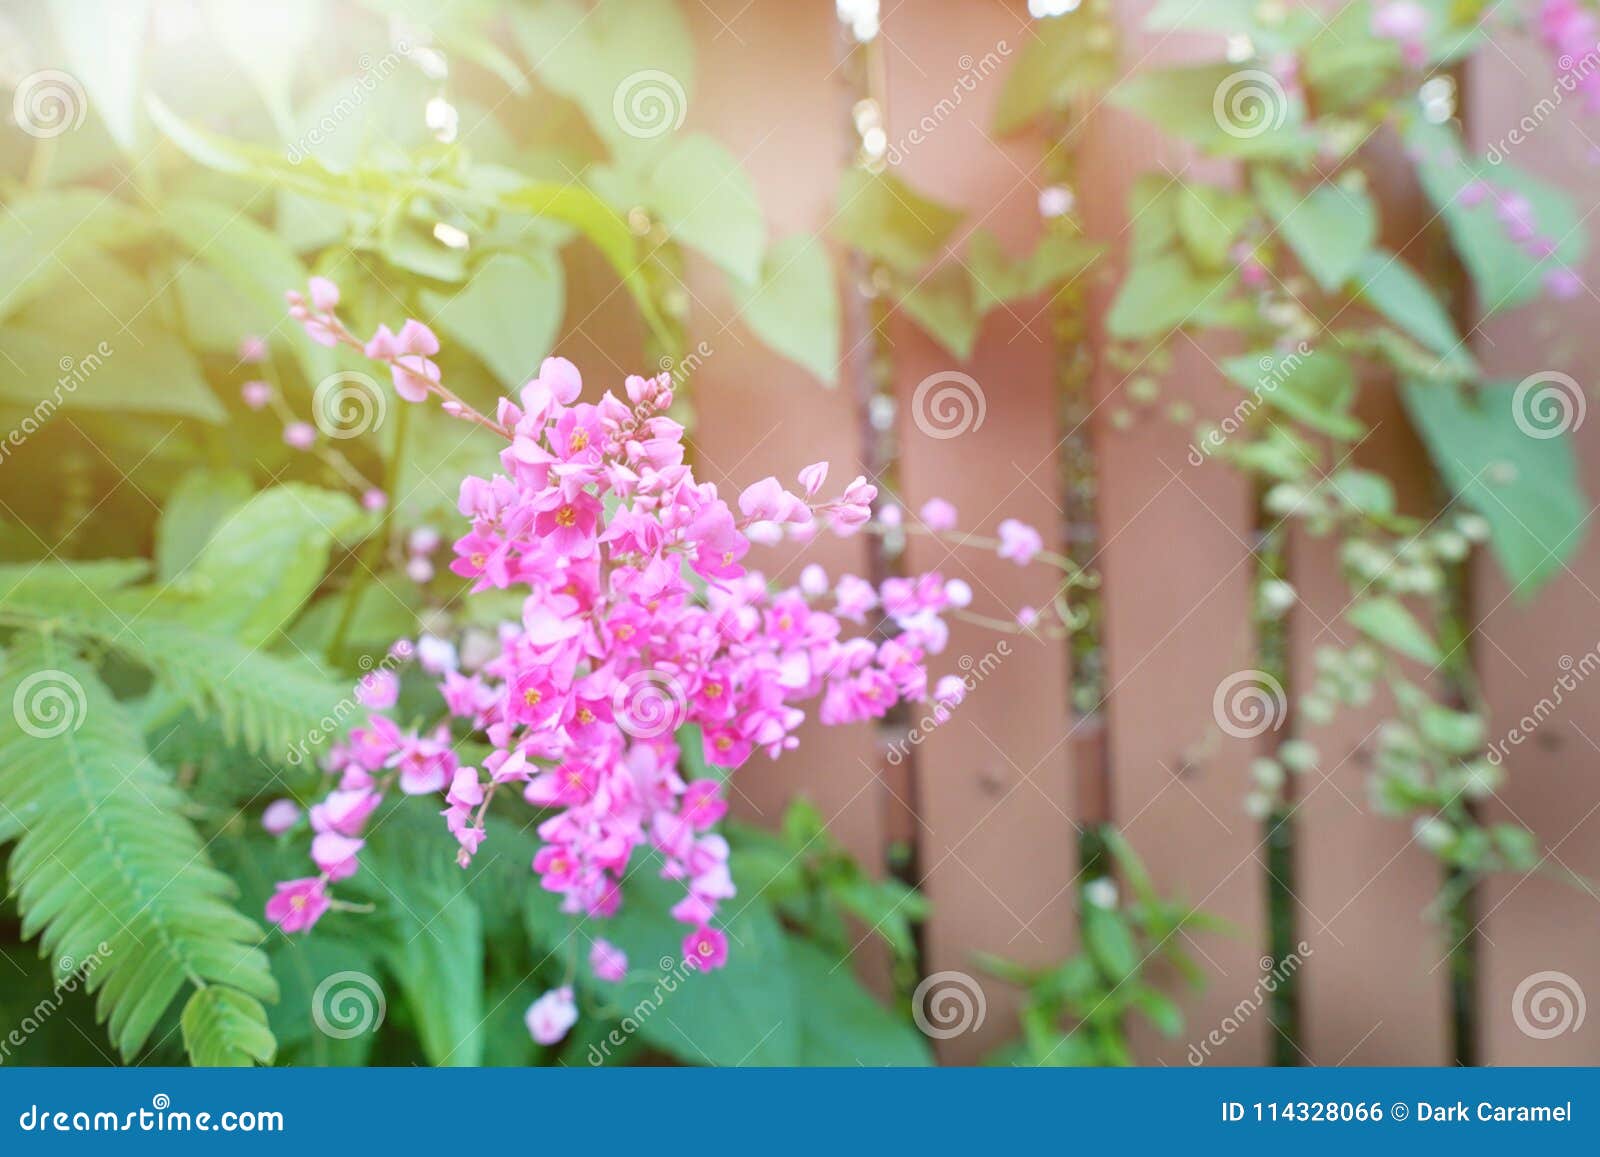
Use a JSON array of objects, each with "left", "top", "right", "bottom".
[
  {"left": 1289, "top": 130, "right": 1454, "bottom": 1064},
  {"left": 886, "top": 0, "right": 1079, "bottom": 1064},
  {"left": 1080, "top": 8, "right": 1269, "bottom": 1065},
  {"left": 1466, "top": 44, "right": 1600, "bottom": 1066},
  {"left": 681, "top": 3, "right": 890, "bottom": 871},
  {"left": 1289, "top": 425, "right": 1453, "bottom": 1066}
]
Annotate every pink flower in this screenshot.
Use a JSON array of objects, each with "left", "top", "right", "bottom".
[
  {"left": 266, "top": 877, "right": 329, "bottom": 933},
  {"left": 241, "top": 380, "right": 273, "bottom": 410},
  {"left": 1372, "top": 2, "right": 1428, "bottom": 63},
  {"left": 311, "top": 831, "right": 364, "bottom": 881},
  {"left": 919, "top": 497, "right": 958, "bottom": 532},
  {"left": 308, "top": 277, "right": 340, "bottom": 312},
  {"left": 283, "top": 422, "right": 317, "bottom": 450},
  {"left": 1545, "top": 266, "right": 1584, "bottom": 299},
  {"left": 356, "top": 669, "right": 399, "bottom": 710},
  {"left": 739, "top": 476, "right": 809, "bottom": 524},
  {"left": 680, "top": 780, "right": 727, "bottom": 831},
  {"left": 362, "top": 488, "right": 387, "bottom": 511},
  {"left": 272, "top": 293, "right": 1071, "bottom": 968},
  {"left": 797, "top": 461, "right": 828, "bottom": 496},
  {"left": 237, "top": 335, "right": 268, "bottom": 364},
  {"left": 997, "top": 518, "right": 1043, "bottom": 565},
  {"left": 589, "top": 939, "right": 628, "bottom": 983},
  {"left": 829, "top": 476, "right": 876, "bottom": 534},
  {"left": 683, "top": 926, "right": 729, "bottom": 972},
  {"left": 261, "top": 798, "right": 301, "bottom": 835},
  {"left": 525, "top": 986, "right": 578, "bottom": 1045}
]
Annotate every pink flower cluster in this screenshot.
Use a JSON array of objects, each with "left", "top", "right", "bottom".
[
  {"left": 1457, "top": 177, "right": 1585, "bottom": 300},
  {"left": 1540, "top": 0, "right": 1600, "bottom": 112},
  {"left": 268, "top": 279, "right": 1053, "bottom": 1044},
  {"left": 1372, "top": 1, "right": 1430, "bottom": 67}
]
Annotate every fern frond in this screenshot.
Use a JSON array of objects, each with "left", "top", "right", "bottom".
[
  {"left": 1, "top": 582, "right": 347, "bottom": 759},
  {"left": 0, "top": 635, "right": 278, "bottom": 1063}
]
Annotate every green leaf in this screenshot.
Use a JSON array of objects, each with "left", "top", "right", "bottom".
[
  {"left": 1111, "top": 63, "right": 1311, "bottom": 161},
  {"left": 0, "top": 212, "right": 149, "bottom": 326},
  {"left": 788, "top": 940, "right": 931, "bottom": 1065},
  {"left": 265, "top": 936, "right": 378, "bottom": 1067},
  {"left": 1131, "top": 985, "right": 1185, "bottom": 1037},
  {"left": 1255, "top": 168, "right": 1377, "bottom": 293},
  {"left": 0, "top": 637, "right": 278, "bottom": 1063},
  {"left": 606, "top": 872, "right": 799, "bottom": 1065},
  {"left": 1355, "top": 250, "right": 1468, "bottom": 363},
  {"left": 968, "top": 229, "right": 1101, "bottom": 309},
  {"left": 375, "top": 877, "right": 485, "bottom": 1067},
  {"left": 1419, "top": 704, "right": 1486, "bottom": 756},
  {"left": 0, "top": 574, "right": 346, "bottom": 759},
  {"left": 1175, "top": 184, "right": 1253, "bottom": 271},
  {"left": 1407, "top": 118, "right": 1586, "bottom": 313},
  {"left": 168, "top": 484, "right": 360, "bottom": 644},
  {"left": 350, "top": 813, "right": 487, "bottom": 1066},
  {"left": 894, "top": 264, "right": 980, "bottom": 362},
  {"left": 1301, "top": 2, "right": 1403, "bottom": 113},
  {"left": 206, "top": 0, "right": 317, "bottom": 138},
  {"left": 182, "top": 986, "right": 278, "bottom": 1067},
  {"left": 511, "top": 0, "right": 695, "bottom": 151},
  {"left": 155, "top": 469, "right": 255, "bottom": 582},
  {"left": 1403, "top": 380, "right": 1589, "bottom": 592},
  {"left": 1223, "top": 346, "right": 1364, "bottom": 440},
  {"left": 159, "top": 196, "right": 331, "bottom": 383},
  {"left": 730, "top": 234, "right": 840, "bottom": 386},
  {"left": 832, "top": 169, "right": 964, "bottom": 275},
  {"left": 1147, "top": 0, "right": 1320, "bottom": 53},
  {"left": 422, "top": 252, "right": 565, "bottom": 389},
  {"left": 0, "top": 318, "right": 226, "bottom": 424},
  {"left": 50, "top": 0, "right": 147, "bottom": 149},
  {"left": 1084, "top": 906, "right": 1140, "bottom": 985},
  {"left": 642, "top": 133, "right": 765, "bottom": 284},
  {"left": 1347, "top": 596, "right": 1441, "bottom": 665},
  {"left": 992, "top": 7, "right": 1119, "bottom": 135},
  {"left": 1107, "top": 251, "right": 1236, "bottom": 340}
]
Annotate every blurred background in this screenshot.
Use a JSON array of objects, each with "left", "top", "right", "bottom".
[{"left": 0, "top": 0, "right": 1597, "bottom": 1067}]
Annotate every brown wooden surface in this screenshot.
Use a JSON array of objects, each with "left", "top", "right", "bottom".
[
  {"left": 1467, "top": 40, "right": 1600, "bottom": 1066},
  {"left": 885, "top": 1, "right": 1080, "bottom": 1065},
  {"left": 1081, "top": 7, "right": 1270, "bottom": 1065},
  {"left": 553, "top": 1, "right": 1600, "bottom": 1066}
]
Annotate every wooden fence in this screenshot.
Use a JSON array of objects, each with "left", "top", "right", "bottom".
[{"left": 559, "top": 0, "right": 1600, "bottom": 1065}]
